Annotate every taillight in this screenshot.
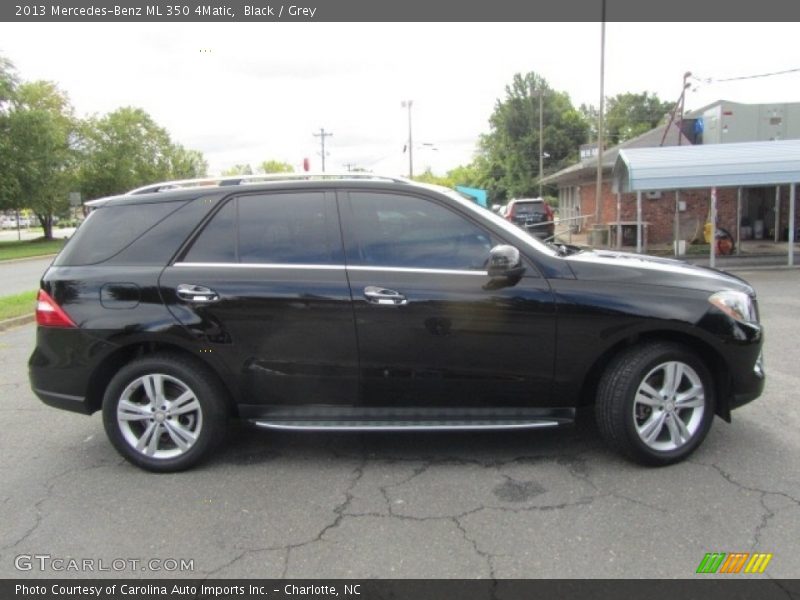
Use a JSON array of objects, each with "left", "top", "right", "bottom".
[{"left": 36, "top": 289, "right": 76, "bottom": 328}]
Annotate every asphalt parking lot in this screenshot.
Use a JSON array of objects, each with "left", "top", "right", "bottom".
[{"left": 0, "top": 269, "right": 798, "bottom": 580}]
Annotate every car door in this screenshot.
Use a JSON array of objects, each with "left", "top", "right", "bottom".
[
  {"left": 159, "top": 190, "right": 359, "bottom": 415},
  {"left": 339, "top": 189, "right": 556, "bottom": 409}
]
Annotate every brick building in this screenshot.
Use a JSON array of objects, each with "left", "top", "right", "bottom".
[{"left": 544, "top": 101, "right": 800, "bottom": 247}]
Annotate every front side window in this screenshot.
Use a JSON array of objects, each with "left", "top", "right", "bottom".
[
  {"left": 347, "top": 192, "right": 493, "bottom": 270},
  {"left": 183, "top": 192, "right": 339, "bottom": 264}
]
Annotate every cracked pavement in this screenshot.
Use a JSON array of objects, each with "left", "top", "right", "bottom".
[{"left": 0, "top": 269, "right": 798, "bottom": 579}]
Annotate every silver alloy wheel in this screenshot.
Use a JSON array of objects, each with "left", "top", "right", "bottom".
[
  {"left": 117, "top": 373, "right": 203, "bottom": 459},
  {"left": 632, "top": 361, "right": 705, "bottom": 452}
]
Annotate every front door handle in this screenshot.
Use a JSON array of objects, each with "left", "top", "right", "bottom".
[
  {"left": 364, "top": 286, "right": 408, "bottom": 306},
  {"left": 176, "top": 284, "right": 220, "bottom": 303}
]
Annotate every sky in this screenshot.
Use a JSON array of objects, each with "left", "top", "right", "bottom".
[{"left": 1, "top": 22, "right": 799, "bottom": 177}]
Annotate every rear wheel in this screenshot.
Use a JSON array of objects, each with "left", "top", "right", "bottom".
[
  {"left": 595, "top": 342, "right": 715, "bottom": 466},
  {"left": 102, "top": 354, "right": 227, "bottom": 472}
]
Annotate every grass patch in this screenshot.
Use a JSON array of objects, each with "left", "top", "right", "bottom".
[
  {"left": 0, "top": 290, "right": 37, "bottom": 321},
  {"left": 0, "top": 238, "right": 66, "bottom": 261}
]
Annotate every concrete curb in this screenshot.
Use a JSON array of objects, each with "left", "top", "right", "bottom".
[
  {"left": 0, "top": 253, "right": 57, "bottom": 265},
  {"left": 0, "top": 313, "right": 34, "bottom": 332}
]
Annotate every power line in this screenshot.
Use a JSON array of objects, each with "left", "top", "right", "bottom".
[{"left": 692, "top": 66, "right": 800, "bottom": 84}]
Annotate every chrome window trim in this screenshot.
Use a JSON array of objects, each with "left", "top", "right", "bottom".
[
  {"left": 174, "top": 262, "right": 346, "bottom": 271},
  {"left": 348, "top": 265, "right": 487, "bottom": 276},
  {"left": 174, "top": 262, "right": 488, "bottom": 276}
]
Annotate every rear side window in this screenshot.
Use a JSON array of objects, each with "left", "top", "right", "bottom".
[
  {"left": 183, "top": 192, "right": 341, "bottom": 265},
  {"left": 55, "top": 201, "right": 187, "bottom": 266},
  {"left": 181, "top": 200, "right": 236, "bottom": 263}
]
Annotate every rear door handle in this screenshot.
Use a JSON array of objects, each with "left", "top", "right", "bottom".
[
  {"left": 364, "top": 286, "right": 408, "bottom": 306},
  {"left": 176, "top": 284, "right": 219, "bottom": 303}
]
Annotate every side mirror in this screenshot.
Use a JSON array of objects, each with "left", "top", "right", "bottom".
[{"left": 487, "top": 245, "right": 525, "bottom": 279}]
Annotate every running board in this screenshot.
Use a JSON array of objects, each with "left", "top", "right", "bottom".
[{"left": 250, "top": 419, "right": 562, "bottom": 432}]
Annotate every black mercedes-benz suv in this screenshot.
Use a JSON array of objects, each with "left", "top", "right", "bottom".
[{"left": 29, "top": 174, "right": 764, "bottom": 471}]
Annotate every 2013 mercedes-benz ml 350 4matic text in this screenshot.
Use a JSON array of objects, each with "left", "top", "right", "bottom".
[{"left": 29, "top": 174, "right": 764, "bottom": 471}]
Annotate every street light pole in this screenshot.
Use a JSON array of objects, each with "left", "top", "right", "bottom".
[{"left": 402, "top": 100, "right": 413, "bottom": 178}]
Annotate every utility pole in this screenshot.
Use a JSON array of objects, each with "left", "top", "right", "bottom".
[
  {"left": 538, "top": 88, "right": 544, "bottom": 197},
  {"left": 529, "top": 82, "right": 545, "bottom": 197},
  {"left": 343, "top": 162, "right": 355, "bottom": 172},
  {"left": 401, "top": 100, "right": 413, "bottom": 178},
  {"left": 313, "top": 128, "right": 333, "bottom": 172},
  {"left": 660, "top": 72, "right": 692, "bottom": 147},
  {"left": 594, "top": 0, "right": 606, "bottom": 232}
]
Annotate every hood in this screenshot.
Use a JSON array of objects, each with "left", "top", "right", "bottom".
[{"left": 564, "top": 249, "right": 755, "bottom": 296}]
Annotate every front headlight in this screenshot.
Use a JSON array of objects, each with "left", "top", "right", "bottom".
[{"left": 708, "top": 290, "right": 758, "bottom": 324}]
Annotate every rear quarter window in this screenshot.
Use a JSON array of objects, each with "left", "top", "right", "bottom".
[{"left": 55, "top": 200, "right": 187, "bottom": 266}]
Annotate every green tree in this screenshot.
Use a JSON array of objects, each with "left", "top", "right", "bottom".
[
  {"left": 0, "top": 56, "right": 20, "bottom": 204},
  {"left": 578, "top": 103, "right": 599, "bottom": 142},
  {"left": 221, "top": 164, "right": 253, "bottom": 176},
  {"left": 412, "top": 168, "right": 450, "bottom": 187},
  {"left": 604, "top": 92, "right": 672, "bottom": 144},
  {"left": 0, "top": 55, "right": 17, "bottom": 108},
  {"left": 4, "top": 81, "right": 78, "bottom": 239},
  {"left": 78, "top": 107, "right": 177, "bottom": 199},
  {"left": 170, "top": 145, "right": 208, "bottom": 179},
  {"left": 412, "top": 164, "right": 484, "bottom": 190},
  {"left": 258, "top": 160, "right": 294, "bottom": 174},
  {"left": 446, "top": 163, "right": 482, "bottom": 188},
  {"left": 477, "top": 72, "right": 589, "bottom": 201}
]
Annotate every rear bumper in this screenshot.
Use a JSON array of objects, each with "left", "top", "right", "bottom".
[
  {"left": 28, "top": 326, "right": 115, "bottom": 416},
  {"left": 520, "top": 223, "right": 554, "bottom": 238},
  {"left": 32, "top": 387, "right": 91, "bottom": 415}
]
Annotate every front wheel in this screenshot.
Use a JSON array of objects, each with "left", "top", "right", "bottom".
[
  {"left": 102, "top": 354, "right": 227, "bottom": 472},
  {"left": 595, "top": 342, "right": 715, "bottom": 466}
]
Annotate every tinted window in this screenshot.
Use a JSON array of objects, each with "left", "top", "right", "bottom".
[
  {"left": 109, "top": 196, "right": 220, "bottom": 265},
  {"left": 183, "top": 200, "right": 236, "bottom": 263},
  {"left": 512, "top": 202, "right": 545, "bottom": 215},
  {"left": 347, "top": 192, "right": 493, "bottom": 270},
  {"left": 184, "top": 192, "right": 339, "bottom": 265},
  {"left": 55, "top": 201, "right": 187, "bottom": 266},
  {"left": 238, "top": 193, "right": 336, "bottom": 264}
]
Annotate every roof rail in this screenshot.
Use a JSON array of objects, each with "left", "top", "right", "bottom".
[{"left": 126, "top": 172, "right": 412, "bottom": 195}]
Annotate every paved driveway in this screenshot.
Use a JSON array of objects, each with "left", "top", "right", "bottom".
[
  {"left": 0, "top": 256, "right": 53, "bottom": 296},
  {"left": 0, "top": 269, "right": 798, "bottom": 579}
]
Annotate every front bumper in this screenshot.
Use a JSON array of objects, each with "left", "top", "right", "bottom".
[{"left": 729, "top": 350, "right": 765, "bottom": 412}]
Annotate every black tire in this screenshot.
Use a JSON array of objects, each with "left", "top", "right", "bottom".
[
  {"left": 595, "top": 342, "right": 715, "bottom": 466},
  {"left": 102, "top": 353, "right": 228, "bottom": 472}
]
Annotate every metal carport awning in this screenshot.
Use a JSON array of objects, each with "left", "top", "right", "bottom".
[{"left": 613, "top": 139, "right": 800, "bottom": 267}]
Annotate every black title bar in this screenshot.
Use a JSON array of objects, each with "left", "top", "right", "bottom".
[
  {"left": 5, "top": 579, "right": 800, "bottom": 600},
  {"left": 3, "top": 0, "right": 800, "bottom": 22}
]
